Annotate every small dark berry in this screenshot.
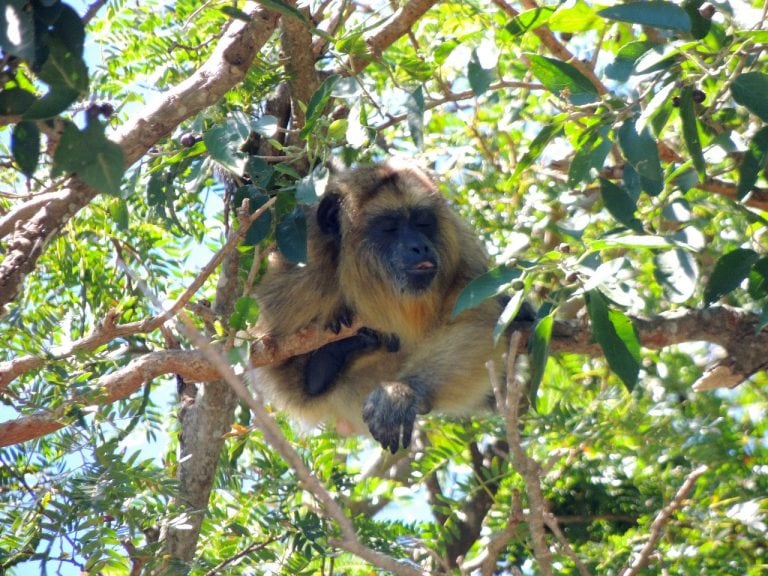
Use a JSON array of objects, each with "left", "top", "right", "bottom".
[
  {"left": 99, "top": 103, "right": 115, "bottom": 117},
  {"left": 699, "top": 4, "right": 715, "bottom": 19},
  {"left": 179, "top": 133, "right": 198, "bottom": 147},
  {"left": 672, "top": 96, "right": 681, "bottom": 107},
  {"left": 692, "top": 89, "right": 706, "bottom": 104}
]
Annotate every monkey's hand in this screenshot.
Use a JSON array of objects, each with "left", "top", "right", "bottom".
[{"left": 362, "top": 381, "right": 431, "bottom": 453}]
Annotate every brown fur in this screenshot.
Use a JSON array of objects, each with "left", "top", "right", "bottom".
[{"left": 253, "top": 159, "right": 507, "bottom": 447}]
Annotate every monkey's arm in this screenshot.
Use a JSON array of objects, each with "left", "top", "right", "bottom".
[
  {"left": 363, "top": 306, "right": 508, "bottom": 453},
  {"left": 305, "top": 328, "right": 397, "bottom": 396}
]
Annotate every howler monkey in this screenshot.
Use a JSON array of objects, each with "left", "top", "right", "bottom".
[{"left": 253, "top": 159, "right": 530, "bottom": 452}]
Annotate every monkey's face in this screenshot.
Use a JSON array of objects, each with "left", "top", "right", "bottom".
[{"left": 365, "top": 207, "right": 440, "bottom": 294}]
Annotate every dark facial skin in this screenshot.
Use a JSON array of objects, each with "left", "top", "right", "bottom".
[{"left": 366, "top": 208, "right": 440, "bottom": 293}]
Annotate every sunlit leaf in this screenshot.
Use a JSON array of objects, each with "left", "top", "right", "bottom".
[
  {"left": 654, "top": 248, "right": 699, "bottom": 303},
  {"left": 585, "top": 290, "right": 640, "bottom": 391},
  {"left": 505, "top": 7, "right": 555, "bottom": 35},
  {"left": 528, "top": 306, "right": 554, "bottom": 411},
  {"left": 512, "top": 120, "right": 563, "bottom": 183},
  {"left": 529, "top": 55, "right": 599, "bottom": 105}
]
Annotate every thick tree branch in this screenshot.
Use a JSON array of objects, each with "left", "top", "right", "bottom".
[
  {"left": 0, "top": 3, "right": 280, "bottom": 316},
  {"left": 348, "top": 0, "right": 441, "bottom": 74},
  {"left": 2, "top": 306, "right": 765, "bottom": 447},
  {"left": 0, "top": 321, "right": 362, "bottom": 447}
]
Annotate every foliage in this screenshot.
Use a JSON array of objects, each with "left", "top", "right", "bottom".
[{"left": 2, "top": 0, "right": 768, "bottom": 574}]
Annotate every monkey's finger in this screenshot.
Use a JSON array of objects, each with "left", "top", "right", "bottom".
[{"left": 401, "top": 418, "right": 413, "bottom": 451}]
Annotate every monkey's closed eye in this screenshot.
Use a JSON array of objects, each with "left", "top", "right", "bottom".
[
  {"left": 372, "top": 215, "right": 400, "bottom": 234},
  {"left": 410, "top": 210, "right": 437, "bottom": 232}
]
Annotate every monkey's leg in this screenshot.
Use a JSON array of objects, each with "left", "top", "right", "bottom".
[{"left": 304, "top": 328, "right": 384, "bottom": 396}]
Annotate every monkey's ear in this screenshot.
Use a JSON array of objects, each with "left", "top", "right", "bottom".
[{"left": 317, "top": 193, "right": 342, "bottom": 238}]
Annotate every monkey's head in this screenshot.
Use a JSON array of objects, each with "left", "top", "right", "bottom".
[{"left": 316, "top": 160, "right": 472, "bottom": 337}]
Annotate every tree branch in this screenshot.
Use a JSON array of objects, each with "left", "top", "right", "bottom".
[
  {"left": 0, "top": 3, "right": 281, "bottom": 316},
  {"left": 619, "top": 465, "right": 708, "bottom": 576},
  {"left": 490, "top": 331, "right": 554, "bottom": 575},
  {"left": 3, "top": 306, "right": 764, "bottom": 447},
  {"left": 348, "top": 0, "right": 441, "bottom": 74}
]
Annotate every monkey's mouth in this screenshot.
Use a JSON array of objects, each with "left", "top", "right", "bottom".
[{"left": 404, "top": 260, "right": 438, "bottom": 291}]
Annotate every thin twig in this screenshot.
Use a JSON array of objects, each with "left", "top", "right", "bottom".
[
  {"left": 488, "top": 331, "right": 554, "bottom": 576},
  {"left": 619, "top": 465, "right": 708, "bottom": 576}
]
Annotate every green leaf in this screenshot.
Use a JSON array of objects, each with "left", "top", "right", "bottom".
[
  {"left": 301, "top": 73, "right": 340, "bottom": 138},
  {"left": 505, "top": 7, "right": 555, "bottom": 35},
  {"left": 618, "top": 119, "right": 663, "bottom": 195},
  {"left": 568, "top": 126, "right": 612, "bottom": 186},
  {"left": 493, "top": 284, "right": 528, "bottom": 344},
  {"left": 255, "top": 0, "right": 309, "bottom": 23},
  {"left": 512, "top": 121, "right": 564, "bottom": 182},
  {"left": 276, "top": 208, "right": 307, "bottom": 264},
  {"left": 679, "top": 87, "right": 706, "bottom": 181},
  {"left": 528, "top": 55, "right": 598, "bottom": 105},
  {"left": 22, "top": 87, "right": 80, "bottom": 119},
  {"left": 230, "top": 296, "right": 261, "bottom": 330},
  {"left": 0, "top": 0, "right": 35, "bottom": 61},
  {"left": 548, "top": 1, "right": 600, "bottom": 33},
  {"left": 683, "top": 0, "right": 711, "bottom": 39},
  {"left": 605, "top": 41, "right": 657, "bottom": 82},
  {"left": 747, "top": 257, "right": 768, "bottom": 299},
  {"left": 585, "top": 290, "right": 640, "bottom": 391},
  {"left": 732, "top": 72, "right": 768, "bottom": 123},
  {"left": 737, "top": 126, "right": 768, "bottom": 200},
  {"left": 203, "top": 114, "right": 250, "bottom": 173},
  {"left": 528, "top": 308, "right": 554, "bottom": 411},
  {"left": 109, "top": 198, "right": 130, "bottom": 232},
  {"left": 0, "top": 88, "right": 36, "bottom": 115},
  {"left": 654, "top": 248, "right": 699, "bottom": 304},
  {"left": 53, "top": 120, "right": 125, "bottom": 197},
  {"left": 599, "top": 178, "right": 643, "bottom": 232},
  {"left": 36, "top": 38, "right": 89, "bottom": 94},
  {"left": 220, "top": 6, "right": 252, "bottom": 21},
  {"left": 406, "top": 85, "right": 424, "bottom": 148},
  {"left": 234, "top": 185, "right": 273, "bottom": 246},
  {"left": 703, "top": 248, "right": 760, "bottom": 305},
  {"left": 12, "top": 121, "right": 40, "bottom": 178},
  {"left": 452, "top": 264, "right": 522, "bottom": 319},
  {"left": 49, "top": 4, "right": 86, "bottom": 58},
  {"left": 468, "top": 49, "right": 493, "bottom": 96},
  {"left": 598, "top": 1, "right": 691, "bottom": 32}
]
